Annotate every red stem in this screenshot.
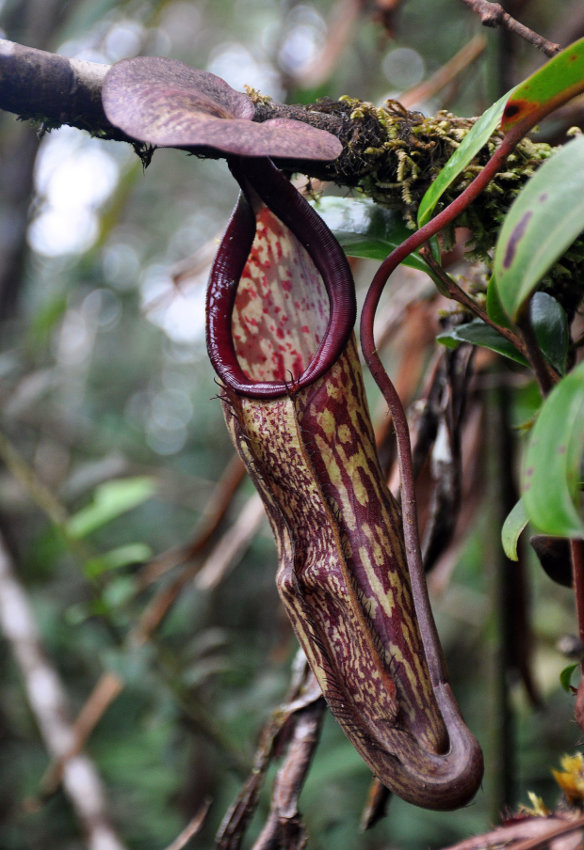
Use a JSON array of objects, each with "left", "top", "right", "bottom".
[
  {"left": 359, "top": 115, "right": 549, "bottom": 686},
  {"left": 571, "top": 540, "right": 584, "bottom": 652}
]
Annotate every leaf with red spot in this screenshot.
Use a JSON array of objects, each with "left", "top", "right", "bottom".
[
  {"left": 521, "top": 359, "right": 584, "bottom": 539},
  {"left": 501, "top": 37, "right": 584, "bottom": 133},
  {"left": 493, "top": 134, "right": 584, "bottom": 320},
  {"left": 102, "top": 56, "right": 342, "bottom": 160}
]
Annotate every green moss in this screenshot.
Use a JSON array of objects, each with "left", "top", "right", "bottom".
[{"left": 315, "top": 96, "right": 583, "bottom": 316}]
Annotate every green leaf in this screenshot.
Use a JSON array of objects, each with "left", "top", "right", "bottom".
[
  {"left": 529, "top": 292, "right": 569, "bottom": 375},
  {"left": 501, "top": 499, "right": 529, "bottom": 561},
  {"left": 417, "top": 90, "right": 512, "bottom": 227},
  {"left": 437, "top": 295, "right": 567, "bottom": 371},
  {"left": 312, "top": 196, "right": 428, "bottom": 271},
  {"left": 67, "top": 476, "right": 157, "bottom": 539},
  {"left": 493, "top": 135, "right": 584, "bottom": 321},
  {"left": 522, "top": 360, "right": 584, "bottom": 538},
  {"left": 501, "top": 37, "right": 584, "bottom": 133},
  {"left": 99, "top": 643, "right": 154, "bottom": 684},
  {"left": 102, "top": 575, "right": 138, "bottom": 610},
  {"left": 560, "top": 663, "right": 579, "bottom": 693},
  {"left": 84, "top": 543, "right": 153, "bottom": 578},
  {"left": 486, "top": 274, "right": 512, "bottom": 329},
  {"left": 437, "top": 319, "right": 527, "bottom": 366}
]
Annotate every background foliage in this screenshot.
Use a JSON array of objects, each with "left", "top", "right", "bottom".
[{"left": 0, "top": 1, "right": 582, "bottom": 848}]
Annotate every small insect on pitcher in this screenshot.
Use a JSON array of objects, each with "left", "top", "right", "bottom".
[{"left": 205, "top": 155, "right": 483, "bottom": 810}]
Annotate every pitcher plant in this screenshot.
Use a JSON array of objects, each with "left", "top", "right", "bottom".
[{"left": 206, "top": 156, "right": 483, "bottom": 810}]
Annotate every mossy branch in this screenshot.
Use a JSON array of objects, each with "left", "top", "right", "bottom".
[
  {"left": 0, "top": 38, "right": 551, "bottom": 212},
  {"left": 3, "top": 37, "right": 581, "bottom": 311}
]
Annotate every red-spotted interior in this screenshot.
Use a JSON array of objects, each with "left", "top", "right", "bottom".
[{"left": 232, "top": 206, "right": 330, "bottom": 383}]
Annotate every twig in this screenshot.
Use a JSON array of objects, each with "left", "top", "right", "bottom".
[
  {"left": 459, "top": 0, "right": 560, "bottom": 56},
  {"left": 517, "top": 311, "right": 558, "bottom": 396},
  {"left": 39, "top": 672, "right": 125, "bottom": 796},
  {"left": 372, "top": 0, "right": 407, "bottom": 36},
  {"left": 400, "top": 35, "right": 487, "bottom": 107},
  {"left": 360, "top": 778, "right": 391, "bottom": 830},
  {"left": 161, "top": 799, "right": 212, "bottom": 850},
  {"left": 214, "top": 655, "right": 324, "bottom": 850},
  {"left": 195, "top": 493, "right": 266, "bottom": 590},
  {"left": 571, "top": 540, "right": 584, "bottom": 657},
  {"left": 442, "top": 813, "right": 584, "bottom": 849},
  {"left": 419, "top": 249, "right": 559, "bottom": 396},
  {"left": 40, "top": 456, "right": 251, "bottom": 794},
  {"left": 251, "top": 699, "right": 326, "bottom": 850},
  {"left": 0, "top": 528, "right": 127, "bottom": 850},
  {"left": 285, "top": 0, "right": 363, "bottom": 89},
  {"left": 418, "top": 247, "right": 529, "bottom": 359},
  {"left": 136, "top": 453, "right": 246, "bottom": 589},
  {"left": 0, "top": 428, "right": 70, "bottom": 533}
]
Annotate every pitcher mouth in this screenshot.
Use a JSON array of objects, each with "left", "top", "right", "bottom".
[{"left": 205, "top": 157, "right": 356, "bottom": 399}]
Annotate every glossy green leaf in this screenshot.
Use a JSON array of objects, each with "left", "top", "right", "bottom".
[
  {"left": 100, "top": 644, "right": 154, "bottom": 684},
  {"left": 84, "top": 543, "right": 153, "bottom": 578},
  {"left": 501, "top": 37, "right": 584, "bottom": 133},
  {"left": 67, "top": 476, "right": 157, "bottom": 539},
  {"left": 501, "top": 499, "right": 529, "bottom": 561},
  {"left": 488, "top": 280, "right": 570, "bottom": 372},
  {"left": 529, "top": 292, "right": 569, "bottom": 375},
  {"left": 493, "top": 135, "right": 584, "bottom": 321},
  {"left": 437, "top": 295, "right": 567, "bottom": 373},
  {"left": 312, "top": 196, "right": 428, "bottom": 271},
  {"left": 437, "top": 319, "right": 527, "bottom": 366},
  {"left": 417, "top": 90, "right": 511, "bottom": 227},
  {"left": 522, "top": 360, "right": 584, "bottom": 538},
  {"left": 486, "top": 274, "right": 512, "bottom": 329},
  {"left": 560, "top": 663, "right": 579, "bottom": 693}
]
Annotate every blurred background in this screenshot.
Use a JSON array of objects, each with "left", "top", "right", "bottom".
[{"left": 0, "top": 1, "right": 582, "bottom": 848}]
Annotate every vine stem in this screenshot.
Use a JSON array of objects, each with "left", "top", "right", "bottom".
[
  {"left": 418, "top": 246, "right": 528, "bottom": 355},
  {"left": 516, "top": 312, "right": 557, "bottom": 395},
  {"left": 572, "top": 540, "right": 584, "bottom": 735},
  {"left": 359, "top": 99, "right": 565, "bottom": 686},
  {"left": 419, "top": 247, "right": 558, "bottom": 395},
  {"left": 571, "top": 540, "right": 584, "bottom": 651}
]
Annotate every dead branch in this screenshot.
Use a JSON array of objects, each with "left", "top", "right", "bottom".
[
  {"left": 161, "top": 799, "right": 212, "bottom": 850},
  {"left": 0, "top": 528, "right": 127, "bottom": 850},
  {"left": 400, "top": 34, "right": 486, "bottom": 107},
  {"left": 0, "top": 38, "right": 345, "bottom": 148},
  {"left": 214, "top": 655, "right": 325, "bottom": 850},
  {"left": 442, "top": 813, "right": 584, "bottom": 850},
  {"left": 251, "top": 699, "right": 326, "bottom": 850},
  {"left": 459, "top": 0, "right": 560, "bottom": 55},
  {"left": 39, "top": 454, "right": 249, "bottom": 795},
  {"left": 195, "top": 493, "right": 266, "bottom": 591},
  {"left": 285, "top": 0, "right": 363, "bottom": 89},
  {"left": 0, "top": 39, "right": 114, "bottom": 134}
]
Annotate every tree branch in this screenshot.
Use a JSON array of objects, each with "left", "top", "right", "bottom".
[
  {"left": 0, "top": 37, "right": 546, "bottom": 205},
  {"left": 0, "top": 39, "right": 118, "bottom": 136},
  {"left": 459, "top": 0, "right": 560, "bottom": 56},
  {"left": 0, "top": 38, "right": 349, "bottom": 149},
  {"left": 0, "top": 528, "right": 127, "bottom": 850},
  {"left": 3, "top": 36, "right": 582, "bottom": 311}
]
